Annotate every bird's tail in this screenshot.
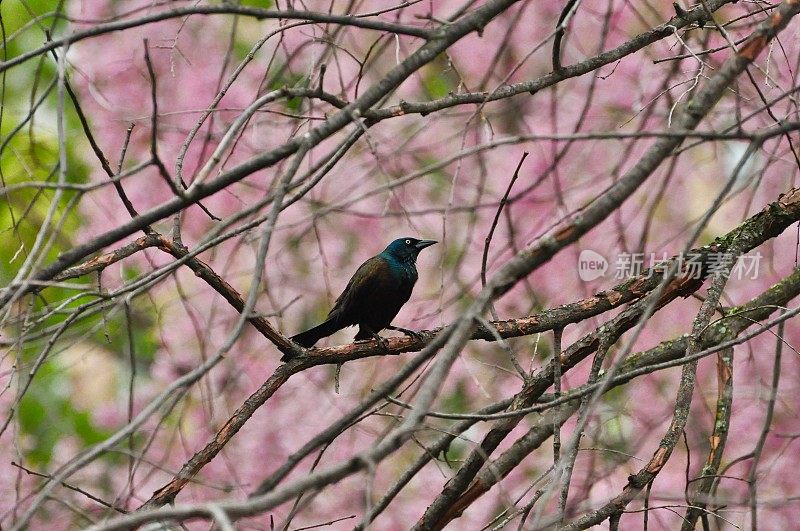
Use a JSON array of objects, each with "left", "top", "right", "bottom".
[
  {"left": 281, "top": 316, "right": 342, "bottom": 361},
  {"left": 292, "top": 317, "right": 341, "bottom": 347}
]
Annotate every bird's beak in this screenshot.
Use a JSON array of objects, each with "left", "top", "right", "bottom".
[{"left": 415, "top": 240, "right": 437, "bottom": 250}]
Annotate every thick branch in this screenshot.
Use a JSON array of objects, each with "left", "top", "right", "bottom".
[
  {"left": 417, "top": 185, "right": 800, "bottom": 529},
  {"left": 138, "top": 186, "right": 800, "bottom": 513},
  {"left": 427, "top": 264, "right": 800, "bottom": 529}
]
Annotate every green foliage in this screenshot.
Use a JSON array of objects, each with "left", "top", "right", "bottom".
[
  {"left": 424, "top": 71, "right": 450, "bottom": 100},
  {"left": 13, "top": 298, "right": 157, "bottom": 467},
  {"left": 97, "top": 302, "right": 160, "bottom": 365},
  {"left": 232, "top": 35, "right": 255, "bottom": 63},
  {"left": 441, "top": 433, "right": 465, "bottom": 466},
  {"left": 236, "top": 0, "right": 274, "bottom": 8},
  {"left": 598, "top": 384, "right": 632, "bottom": 457},
  {"left": 412, "top": 155, "right": 451, "bottom": 204},
  {"left": 441, "top": 242, "right": 465, "bottom": 271},
  {"left": 422, "top": 54, "right": 459, "bottom": 100},
  {"left": 0, "top": 7, "right": 91, "bottom": 288},
  {"left": 439, "top": 381, "right": 470, "bottom": 465},
  {"left": 269, "top": 70, "right": 309, "bottom": 111},
  {"left": 440, "top": 379, "right": 470, "bottom": 413},
  {"left": 17, "top": 362, "right": 110, "bottom": 466},
  {"left": 1, "top": 2, "right": 166, "bottom": 469}
]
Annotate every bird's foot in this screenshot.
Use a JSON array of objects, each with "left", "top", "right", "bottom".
[
  {"left": 387, "top": 325, "right": 423, "bottom": 342},
  {"left": 356, "top": 327, "right": 392, "bottom": 351},
  {"left": 372, "top": 333, "right": 390, "bottom": 351},
  {"left": 357, "top": 330, "right": 390, "bottom": 351}
]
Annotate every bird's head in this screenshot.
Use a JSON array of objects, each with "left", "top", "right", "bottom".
[{"left": 383, "top": 237, "right": 437, "bottom": 262}]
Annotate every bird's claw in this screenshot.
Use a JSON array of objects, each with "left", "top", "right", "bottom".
[
  {"left": 373, "top": 334, "right": 390, "bottom": 351},
  {"left": 356, "top": 331, "right": 390, "bottom": 351},
  {"left": 388, "top": 325, "right": 423, "bottom": 342}
]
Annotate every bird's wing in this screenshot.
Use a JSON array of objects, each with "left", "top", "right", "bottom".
[{"left": 328, "top": 256, "right": 399, "bottom": 321}]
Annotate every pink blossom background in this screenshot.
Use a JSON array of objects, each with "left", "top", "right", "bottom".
[{"left": 4, "top": 0, "right": 800, "bottom": 529}]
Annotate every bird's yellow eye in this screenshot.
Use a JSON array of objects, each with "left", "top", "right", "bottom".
[{"left": 405, "top": 239, "right": 411, "bottom": 245}]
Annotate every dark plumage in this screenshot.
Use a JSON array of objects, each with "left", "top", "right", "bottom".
[{"left": 283, "top": 237, "right": 436, "bottom": 360}]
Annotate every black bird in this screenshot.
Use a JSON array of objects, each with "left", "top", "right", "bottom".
[{"left": 283, "top": 237, "right": 437, "bottom": 360}]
